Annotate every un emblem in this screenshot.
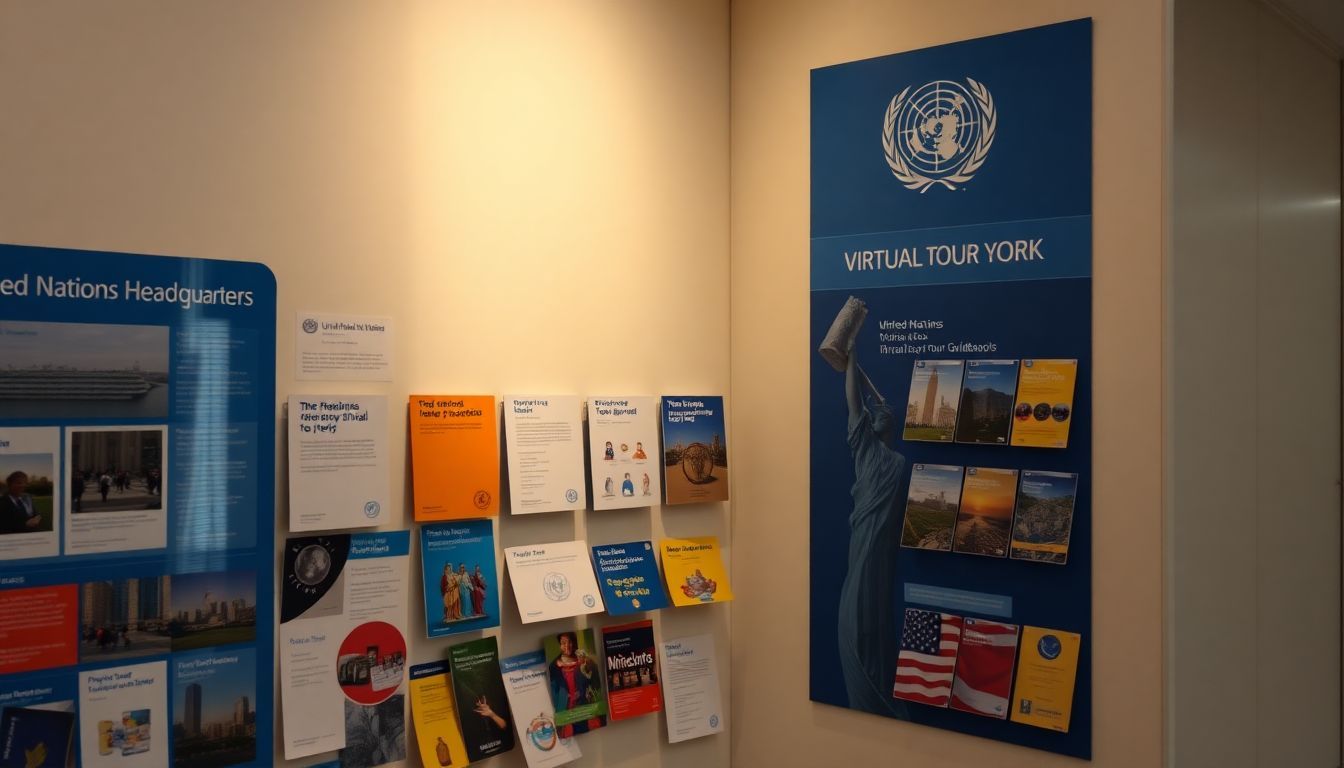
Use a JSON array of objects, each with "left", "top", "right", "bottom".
[{"left": 882, "top": 78, "right": 996, "bottom": 193}]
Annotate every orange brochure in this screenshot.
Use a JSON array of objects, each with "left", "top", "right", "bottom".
[{"left": 409, "top": 395, "right": 499, "bottom": 520}]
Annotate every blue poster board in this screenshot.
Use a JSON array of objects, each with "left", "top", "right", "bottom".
[
  {"left": 0, "top": 244, "right": 275, "bottom": 767},
  {"left": 809, "top": 20, "right": 1092, "bottom": 758}
]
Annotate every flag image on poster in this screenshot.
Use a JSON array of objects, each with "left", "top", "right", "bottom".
[
  {"left": 901, "top": 360, "right": 964, "bottom": 443},
  {"left": 953, "top": 360, "right": 1019, "bottom": 445},
  {"left": 891, "top": 608, "right": 962, "bottom": 707},
  {"left": 949, "top": 618, "right": 1020, "bottom": 719}
]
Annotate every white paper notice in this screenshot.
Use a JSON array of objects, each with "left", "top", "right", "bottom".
[
  {"left": 503, "top": 394, "right": 585, "bottom": 515},
  {"left": 78, "top": 661, "right": 167, "bottom": 767},
  {"left": 295, "top": 312, "right": 393, "bottom": 381},
  {"left": 64, "top": 425, "right": 168, "bottom": 555},
  {"left": 658, "top": 633, "right": 724, "bottom": 743},
  {"left": 586, "top": 395, "right": 661, "bottom": 511},
  {"left": 279, "top": 531, "right": 410, "bottom": 760},
  {"left": 503, "top": 540, "right": 604, "bottom": 624},
  {"left": 0, "top": 426, "right": 60, "bottom": 560},
  {"left": 287, "top": 395, "right": 389, "bottom": 531}
]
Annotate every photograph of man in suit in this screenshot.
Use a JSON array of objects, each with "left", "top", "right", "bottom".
[{"left": 0, "top": 470, "right": 41, "bottom": 534}]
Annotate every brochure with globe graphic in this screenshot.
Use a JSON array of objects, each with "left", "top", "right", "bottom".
[
  {"left": 660, "top": 536, "right": 733, "bottom": 607},
  {"left": 661, "top": 395, "right": 729, "bottom": 505},
  {"left": 1010, "top": 626, "right": 1082, "bottom": 733},
  {"left": 499, "top": 651, "right": 582, "bottom": 768}
]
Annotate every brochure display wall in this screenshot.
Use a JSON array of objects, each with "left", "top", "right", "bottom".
[
  {"left": 0, "top": 245, "right": 276, "bottom": 768},
  {"left": 808, "top": 20, "right": 1093, "bottom": 757}
]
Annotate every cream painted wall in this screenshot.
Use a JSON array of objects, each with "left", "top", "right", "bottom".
[
  {"left": 0, "top": 2, "right": 731, "bottom": 767},
  {"left": 729, "top": 2, "right": 1167, "bottom": 767}
]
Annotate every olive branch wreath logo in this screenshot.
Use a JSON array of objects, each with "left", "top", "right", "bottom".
[{"left": 881, "top": 78, "right": 996, "bottom": 193}]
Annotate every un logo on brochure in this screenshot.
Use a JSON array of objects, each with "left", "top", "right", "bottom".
[
  {"left": 363, "top": 501, "right": 380, "bottom": 519},
  {"left": 882, "top": 78, "right": 996, "bottom": 193},
  {"left": 1037, "top": 634, "right": 1062, "bottom": 660},
  {"left": 302, "top": 318, "right": 318, "bottom": 334}
]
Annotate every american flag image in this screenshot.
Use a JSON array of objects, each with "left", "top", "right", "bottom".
[{"left": 892, "top": 607, "right": 963, "bottom": 707}]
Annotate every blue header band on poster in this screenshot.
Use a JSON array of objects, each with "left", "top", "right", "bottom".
[
  {"left": 349, "top": 530, "right": 411, "bottom": 558},
  {"left": 409, "top": 661, "right": 449, "bottom": 680},
  {"left": 501, "top": 651, "right": 546, "bottom": 672},
  {"left": 811, "top": 216, "right": 1090, "bottom": 291},
  {"left": 904, "top": 583, "right": 1013, "bottom": 618}
]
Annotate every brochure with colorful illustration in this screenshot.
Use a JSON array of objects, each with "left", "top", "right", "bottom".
[
  {"left": 409, "top": 395, "right": 499, "bottom": 520},
  {"left": 503, "top": 540, "right": 604, "bottom": 624},
  {"left": 660, "top": 395, "right": 729, "bottom": 505},
  {"left": 420, "top": 520, "right": 500, "bottom": 637},
  {"left": 900, "top": 463, "right": 964, "bottom": 551},
  {"left": 660, "top": 536, "right": 733, "bottom": 607},
  {"left": 503, "top": 394, "right": 586, "bottom": 515},
  {"left": 1010, "top": 359, "right": 1079, "bottom": 449},
  {"left": 954, "top": 359, "right": 1020, "bottom": 445},
  {"left": 1009, "top": 471, "right": 1080, "bottom": 565},
  {"left": 278, "top": 531, "right": 410, "bottom": 760},
  {"left": 78, "top": 661, "right": 166, "bottom": 767},
  {"left": 287, "top": 394, "right": 389, "bottom": 531},
  {"left": 500, "top": 651, "right": 582, "bottom": 768},
  {"left": 1010, "top": 626, "right": 1082, "bottom": 733},
  {"left": 951, "top": 467, "right": 1019, "bottom": 558},
  {"left": 541, "top": 629, "right": 607, "bottom": 735},
  {"left": 602, "top": 620, "right": 661, "bottom": 722},
  {"left": 657, "top": 634, "right": 723, "bottom": 743},
  {"left": 448, "top": 636, "right": 515, "bottom": 762},
  {"left": 902, "top": 360, "right": 965, "bottom": 442},
  {"left": 591, "top": 540, "right": 668, "bottom": 615},
  {"left": 407, "top": 662, "right": 468, "bottom": 768},
  {"left": 586, "top": 396, "right": 660, "bottom": 510},
  {"left": 949, "top": 618, "right": 1020, "bottom": 719}
]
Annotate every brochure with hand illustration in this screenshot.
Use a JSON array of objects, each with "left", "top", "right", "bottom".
[
  {"left": 660, "top": 536, "right": 733, "bottom": 607},
  {"left": 448, "top": 636, "right": 515, "bottom": 762}
]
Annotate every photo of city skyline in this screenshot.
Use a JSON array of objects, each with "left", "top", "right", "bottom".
[
  {"left": 173, "top": 648, "right": 257, "bottom": 768},
  {"left": 169, "top": 570, "right": 257, "bottom": 651},
  {"left": 79, "top": 575, "right": 174, "bottom": 662}
]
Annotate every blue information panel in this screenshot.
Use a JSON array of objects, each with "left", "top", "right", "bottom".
[
  {"left": 809, "top": 20, "right": 1092, "bottom": 757},
  {"left": 0, "top": 245, "right": 275, "bottom": 768}
]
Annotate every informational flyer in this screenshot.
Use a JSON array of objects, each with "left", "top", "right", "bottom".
[
  {"left": 287, "top": 394, "right": 389, "bottom": 531},
  {"left": 660, "top": 536, "right": 733, "bottom": 607},
  {"left": 407, "top": 661, "right": 469, "bottom": 768},
  {"left": 808, "top": 21, "right": 1093, "bottom": 757},
  {"left": 503, "top": 394, "right": 586, "bottom": 514},
  {"left": 409, "top": 395, "right": 499, "bottom": 520},
  {"left": 591, "top": 540, "right": 669, "bottom": 615},
  {"left": 602, "top": 620, "right": 662, "bottom": 722},
  {"left": 586, "top": 396, "right": 660, "bottom": 510},
  {"left": 448, "top": 636, "right": 515, "bottom": 762},
  {"left": 0, "top": 245, "right": 277, "bottom": 768},
  {"left": 294, "top": 311, "right": 393, "bottom": 382},
  {"left": 503, "top": 540, "right": 604, "bottom": 624},
  {"left": 278, "top": 531, "right": 410, "bottom": 761},
  {"left": 657, "top": 634, "right": 723, "bottom": 744},
  {"left": 1011, "top": 626, "right": 1082, "bottom": 733},
  {"left": 660, "top": 395, "right": 730, "bottom": 505},
  {"left": 419, "top": 520, "right": 500, "bottom": 637},
  {"left": 500, "top": 651, "right": 582, "bottom": 768}
]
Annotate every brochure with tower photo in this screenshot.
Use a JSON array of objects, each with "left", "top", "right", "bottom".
[
  {"left": 900, "top": 463, "right": 964, "bottom": 551},
  {"left": 951, "top": 467, "right": 1019, "bottom": 558},
  {"left": 902, "top": 360, "right": 964, "bottom": 443},
  {"left": 954, "top": 359, "right": 1020, "bottom": 445},
  {"left": 1009, "top": 470, "right": 1079, "bottom": 565}
]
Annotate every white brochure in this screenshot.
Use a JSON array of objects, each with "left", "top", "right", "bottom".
[
  {"left": 78, "top": 660, "right": 167, "bottom": 767},
  {"left": 658, "top": 633, "right": 725, "bottom": 743},
  {"left": 586, "top": 395, "right": 661, "bottom": 511},
  {"left": 503, "top": 540, "right": 604, "bottom": 624},
  {"left": 294, "top": 311, "right": 394, "bottom": 381},
  {"left": 500, "top": 651, "right": 583, "bottom": 768},
  {"left": 279, "top": 531, "right": 410, "bottom": 760},
  {"left": 287, "top": 394, "right": 389, "bottom": 531},
  {"left": 503, "top": 394, "right": 586, "bottom": 514}
]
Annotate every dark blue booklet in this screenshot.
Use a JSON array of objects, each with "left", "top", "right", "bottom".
[{"left": 590, "top": 540, "right": 669, "bottom": 615}]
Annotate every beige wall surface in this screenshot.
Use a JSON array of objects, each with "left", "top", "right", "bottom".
[
  {"left": 0, "top": 2, "right": 731, "bottom": 767},
  {"left": 729, "top": 2, "right": 1166, "bottom": 767}
]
